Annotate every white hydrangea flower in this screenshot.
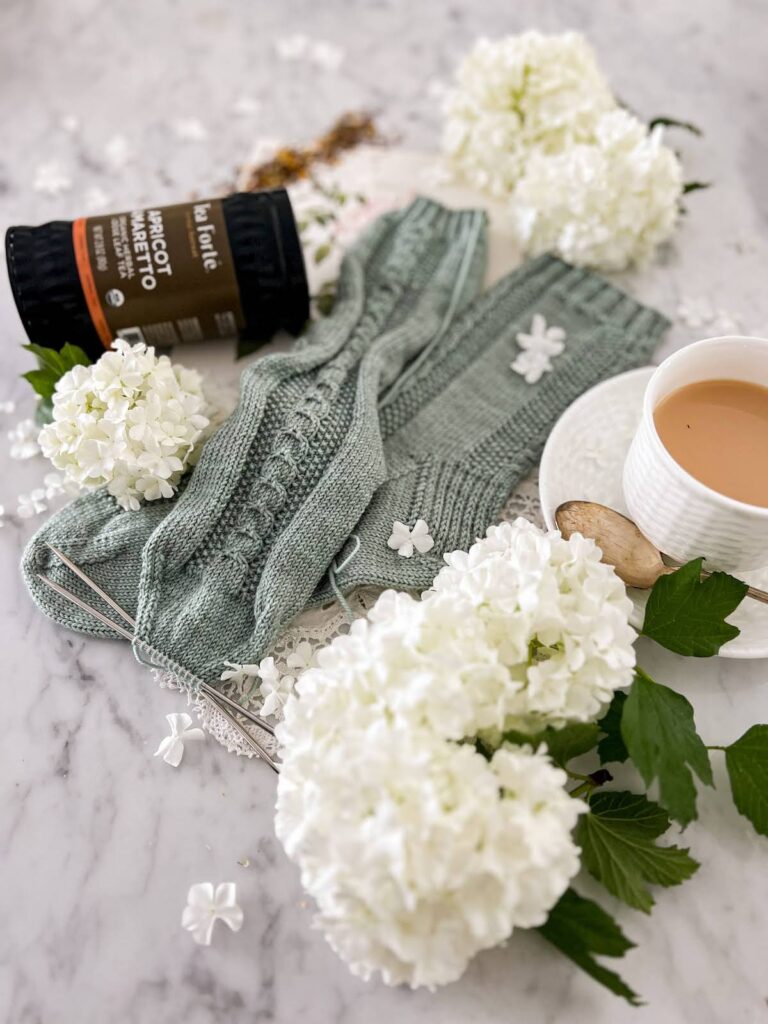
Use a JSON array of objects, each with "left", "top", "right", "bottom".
[
  {"left": 295, "top": 519, "right": 634, "bottom": 743},
  {"left": 276, "top": 714, "right": 583, "bottom": 988},
  {"left": 443, "top": 32, "right": 616, "bottom": 196},
  {"left": 511, "top": 110, "right": 683, "bottom": 271},
  {"left": 274, "top": 517, "right": 633, "bottom": 988},
  {"left": 38, "top": 340, "right": 212, "bottom": 511},
  {"left": 429, "top": 517, "right": 636, "bottom": 733}
]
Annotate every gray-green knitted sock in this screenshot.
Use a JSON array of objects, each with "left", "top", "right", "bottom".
[
  {"left": 22, "top": 199, "right": 486, "bottom": 641},
  {"left": 315, "top": 254, "right": 670, "bottom": 600},
  {"left": 130, "top": 198, "right": 488, "bottom": 683}
]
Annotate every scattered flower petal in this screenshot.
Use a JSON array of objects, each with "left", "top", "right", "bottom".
[
  {"left": 154, "top": 712, "right": 205, "bottom": 767},
  {"left": 387, "top": 519, "right": 434, "bottom": 558},
  {"left": 310, "top": 40, "right": 344, "bottom": 72},
  {"left": 172, "top": 118, "right": 208, "bottom": 142},
  {"left": 104, "top": 134, "right": 132, "bottom": 171},
  {"left": 232, "top": 95, "right": 260, "bottom": 117},
  {"left": 0, "top": 400, "right": 16, "bottom": 415},
  {"left": 17, "top": 489, "right": 48, "bottom": 519},
  {"left": 8, "top": 419, "right": 40, "bottom": 460},
  {"left": 60, "top": 114, "right": 80, "bottom": 134},
  {"left": 285, "top": 640, "right": 316, "bottom": 673},
  {"left": 181, "top": 882, "right": 243, "bottom": 945},
  {"left": 83, "top": 186, "right": 110, "bottom": 212},
  {"left": 33, "top": 160, "right": 72, "bottom": 197},
  {"left": 275, "top": 34, "right": 310, "bottom": 61},
  {"left": 257, "top": 657, "right": 295, "bottom": 717},
  {"left": 511, "top": 315, "right": 566, "bottom": 383}
]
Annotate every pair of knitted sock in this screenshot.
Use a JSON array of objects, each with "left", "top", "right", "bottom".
[
  {"left": 23, "top": 199, "right": 488, "bottom": 680},
  {"left": 23, "top": 198, "right": 669, "bottom": 690}
]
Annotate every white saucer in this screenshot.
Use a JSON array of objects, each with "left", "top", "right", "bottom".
[{"left": 539, "top": 366, "right": 768, "bottom": 659}]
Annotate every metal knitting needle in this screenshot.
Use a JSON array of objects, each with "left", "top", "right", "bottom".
[
  {"left": 37, "top": 573, "right": 135, "bottom": 640},
  {"left": 45, "top": 542, "right": 137, "bottom": 627},
  {"left": 36, "top": 573, "right": 279, "bottom": 767},
  {"left": 40, "top": 548, "right": 276, "bottom": 736},
  {"left": 201, "top": 694, "right": 281, "bottom": 772}
]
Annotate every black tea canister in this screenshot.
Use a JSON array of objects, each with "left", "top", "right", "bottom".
[{"left": 5, "top": 189, "right": 309, "bottom": 360}]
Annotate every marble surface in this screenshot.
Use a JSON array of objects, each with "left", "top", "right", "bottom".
[{"left": 2, "top": 1, "right": 768, "bottom": 1021}]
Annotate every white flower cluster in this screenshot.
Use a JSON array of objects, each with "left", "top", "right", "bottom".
[
  {"left": 276, "top": 519, "right": 635, "bottom": 988},
  {"left": 443, "top": 32, "right": 683, "bottom": 270},
  {"left": 38, "top": 340, "right": 211, "bottom": 511},
  {"left": 513, "top": 111, "right": 683, "bottom": 271}
]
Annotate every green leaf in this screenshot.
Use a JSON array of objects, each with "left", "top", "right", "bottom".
[
  {"left": 22, "top": 342, "right": 64, "bottom": 374},
  {"left": 537, "top": 889, "right": 640, "bottom": 1005},
  {"left": 724, "top": 725, "right": 768, "bottom": 836},
  {"left": 649, "top": 116, "right": 703, "bottom": 136},
  {"left": 59, "top": 343, "right": 92, "bottom": 368},
  {"left": 576, "top": 791, "right": 699, "bottom": 912},
  {"left": 22, "top": 368, "right": 59, "bottom": 401},
  {"left": 682, "top": 181, "right": 712, "bottom": 195},
  {"left": 503, "top": 723, "right": 600, "bottom": 768},
  {"left": 21, "top": 342, "right": 93, "bottom": 402},
  {"left": 597, "top": 691, "right": 629, "bottom": 765},
  {"left": 621, "top": 669, "right": 713, "bottom": 826},
  {"left": 641, "top": 558, "right": 748, "bottom": 656}
]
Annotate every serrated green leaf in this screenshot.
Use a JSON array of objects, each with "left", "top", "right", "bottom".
[
  {"left": 22, "top": 368, "right": 59, "bottom": 401},
  {"left": 724, "top": 725, "right": 768, "bottom": 836},
  {"left": 621, "top": 669, "right": 713, "bottom": 826},
  {"left": 537, "top": 888, "right": 640, "bottom": 1005},
  {"left": 59, "top": 343, "right": 92, "bottom": 368},
  {"left": 648, "top": 116, "right": 703, "bottom": 136},
  {"left": 503, "top": 723, "right": 600, "bottom": 768},
  {"left": 576, "top": 791, "right": 699, "bottom": 912},
  {"left": 22, "top": 342, "right": 65, "bottom": 374},
  {"left": 641, "top": 558, "right": 747, "bottom": 656},
  {"left": 597, "top": 691, "right": 629, "bottom": 765}
]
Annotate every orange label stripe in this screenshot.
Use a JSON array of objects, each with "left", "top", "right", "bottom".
[{"left": 72, "top": 218, "right": 113, "bottom": 349}]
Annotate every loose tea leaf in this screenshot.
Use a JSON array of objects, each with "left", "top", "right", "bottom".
[
  {"left": 577, "top": 791, "right": 699, "bottom": 912},
  {"left": 538, "top": 888, "right": 640, "bottom": 1005},
  {"left": 622, "top": 670, "right": 713, "bottom": 826},
  {"left": 641, "top": 558, "right": 747, "bottom": 656}
]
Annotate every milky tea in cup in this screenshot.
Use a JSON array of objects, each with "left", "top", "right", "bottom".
[
  {"left": 653, "top": 379, "right": 768, "bottom": 507},
  {"left": 623, "top": 336, "right": 768, "bottom": 572}
]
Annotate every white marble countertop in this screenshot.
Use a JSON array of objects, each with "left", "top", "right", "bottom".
[{"left": 2, "top": 2, "right": 768, "bottom": 1021}]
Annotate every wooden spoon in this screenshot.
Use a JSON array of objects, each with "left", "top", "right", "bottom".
[{"left": 554, "top": 500, "right": 768, "bottom": 605}]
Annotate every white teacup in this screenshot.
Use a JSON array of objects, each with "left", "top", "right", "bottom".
[{"left": 623, "top": 335, "right": 768, "bottom": 572}]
